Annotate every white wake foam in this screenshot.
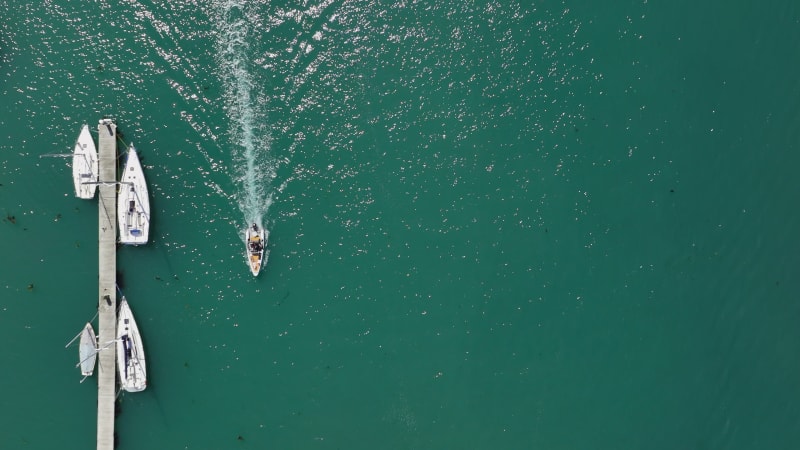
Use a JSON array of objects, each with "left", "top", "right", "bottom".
[{"left": 213, "top": 0, "right": 274, "bottom": 233}]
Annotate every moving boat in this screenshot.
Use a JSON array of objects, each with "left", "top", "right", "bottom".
[
  {"left": 117, "top": 297, "right": 147, "bottom": 392},
  {"left": 118, "top": 144, "right": 150, "bottom": 245},
  {"left": 78, "top": 322, "right": 97, "bottom": 381},
  {"left": 72, "top": 124, "right": 98, "bottom": 199},
  {"left": 246, "top": 223, "right": 267, "bottom": 276}
]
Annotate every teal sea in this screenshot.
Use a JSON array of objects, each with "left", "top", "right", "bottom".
[{"left": 2, "top": 1, "right": 800, "bottom": 448}]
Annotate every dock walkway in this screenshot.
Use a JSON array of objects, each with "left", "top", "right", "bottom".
[{"left": 96, "top": 120, "right": 117, "bottom": 450}]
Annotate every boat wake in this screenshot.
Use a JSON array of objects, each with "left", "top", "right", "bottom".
[{"left": 213, "top": 0, "right": 275, "bottom": 238}]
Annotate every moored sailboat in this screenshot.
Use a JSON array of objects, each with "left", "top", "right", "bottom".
[
  {"left": 117, "top": 144, "right": 150, "bottom": 245},
  {"left": 116, "top": 297, "right": 147, "bottom": 392},
  {"left": 72, "top": 125, "right": 98, "bottom": 199},
  {"left": 78, "top": 322, "right": 97, "bottom": 379}
]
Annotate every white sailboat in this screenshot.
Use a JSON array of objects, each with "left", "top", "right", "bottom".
[
  {"left": 117, "top": 144, "right": 150, "bottom": 245},
  {"left": 78, "top": 322, "right": 97, "bottom": 379},
  {"left": 246, "top": 223, "right": 267, "bottom": 276},
  {"left": 72, "top": 125, "right": 98, "bottom": 199},
  {"left": 117, "top": 297, "right": 147, "bottom": 392}
]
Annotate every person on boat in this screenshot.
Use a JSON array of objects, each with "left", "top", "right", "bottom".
[{"left": 249, "top": 223, "right": 263, "bottom": 253}]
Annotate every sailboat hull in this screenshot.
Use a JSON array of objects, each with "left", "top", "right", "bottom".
[
  {"left": 72, "top": 125, "right": 98, "bottom": 199},
  {"left": 117, "top": 145, "right": 150, "bottom": 245},
  {"left": 116, "top": 297, "right": 147, "bottom": 392},
  {"left": 78, "top": 323, "right": 97, "bottom": 377}
]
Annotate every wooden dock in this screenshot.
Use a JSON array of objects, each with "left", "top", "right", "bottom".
[{"left": 96, "top": 119, "right": 117, "bottom": 450}]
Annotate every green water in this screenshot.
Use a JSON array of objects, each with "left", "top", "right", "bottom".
[{"left": 1, "top": 1, "right": 799, "bottom": 449}]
